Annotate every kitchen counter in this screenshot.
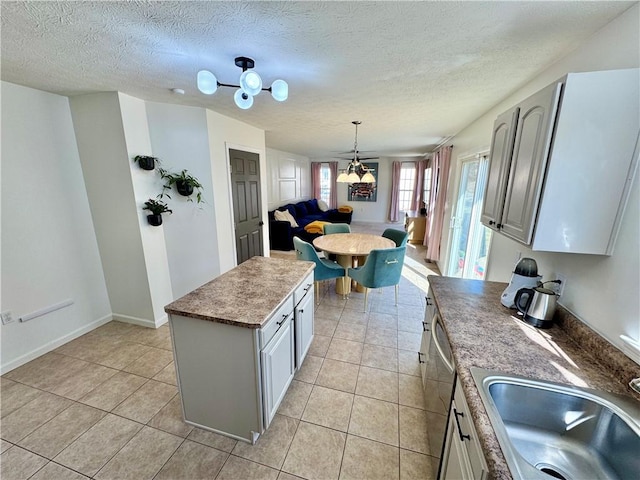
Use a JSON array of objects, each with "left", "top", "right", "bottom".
[
  {"left": 428, "top": 276, "right": 639, "bottom": 480},
  {"left": 165, "top": 256, "right": 315, "bottom": 328}
]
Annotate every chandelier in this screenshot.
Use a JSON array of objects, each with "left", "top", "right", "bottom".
[
  {"left": 336, "top": 121, "right": 376, "bottom": 183},
  {"left": 197, "top": 56, "right": 288, "bottom": 110}
]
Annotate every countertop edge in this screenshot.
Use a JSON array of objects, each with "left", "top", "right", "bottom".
[{"left": 165, "top": 257, "right": 315, "bottom": 329}]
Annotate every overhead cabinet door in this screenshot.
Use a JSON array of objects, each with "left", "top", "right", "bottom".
[
  {"left": 500, "top": 82, "right": 561, "bottom": 244},
  {"left": 480, "top": 108, "right": 518, "bottom": 229}
]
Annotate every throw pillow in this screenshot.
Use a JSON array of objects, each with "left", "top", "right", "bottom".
[
  {"left": 307, "top": 199, "right": 320, "bottom": 213},
  {"left": 274, "top": 209, "right": 299, "bottom": 227},
  {"left": 283, "top": 210, "right": 299, "bottom": 227},
  {"left": 317, "top": 199, "right": 329, "bottom": 212},
  {"left": 295, "top": 202, "right": 308, "bottom": 218}
]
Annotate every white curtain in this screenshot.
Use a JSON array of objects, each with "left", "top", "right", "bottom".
[{"left": 424, "top": 146, "right": 452, "bottom": 261}]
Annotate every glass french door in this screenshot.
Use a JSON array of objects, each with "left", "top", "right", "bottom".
[{"left": 447, "top": 156, "right": 491, "bottom": 279}]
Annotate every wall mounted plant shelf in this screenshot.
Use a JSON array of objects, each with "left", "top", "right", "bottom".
[{"left": 133, "top": 155, "right": 157, "bottom": 171}]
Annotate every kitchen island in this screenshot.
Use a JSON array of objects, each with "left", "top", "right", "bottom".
[
  {"left": 165, "top": 256, "right": 315, "bottom": 444},
  {"left": 428, "top": 276, "right": 639, "bottom": 479}
]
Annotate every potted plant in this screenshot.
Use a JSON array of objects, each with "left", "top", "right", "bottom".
[
  {"left": 143, "top": 199, "right": 172, "bottom": 226},
  {"left": 133, "top": 155, "right": 157, "bottom": 171},
  {"left": 158, "top": 168, "right": 204, "bottom": 203}
]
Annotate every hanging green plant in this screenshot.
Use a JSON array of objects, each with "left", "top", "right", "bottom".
[
  {"left": 143, "top": 198, "right": 172, "bottom": 226},
  {"left": 158, "top": 168, "right": 204, "bottom": 203},
  {"left": 133, "top": 155, "right": 157, "bottom": 171}
]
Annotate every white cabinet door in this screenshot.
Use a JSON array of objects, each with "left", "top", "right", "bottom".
[
  {"left": 419, "top": 327, "right": 429, "bottom": 385},
  {"left": 261, "top": 315, "right": 295, "bottom": 428},
  {"left": 419, "top": 288, "right": 436, "bottom": 385},
  {"left": 501, "top": 82, "right": 561, "bottom": 244},
  {"left": 442, "top": 406, "right": 475, "bottom": 480},
  {"left": 295, "top": 290, "right": 314, "bottom": 367},
  {"left": 481, "top": 108, "right": 518, "bottom": 230}
]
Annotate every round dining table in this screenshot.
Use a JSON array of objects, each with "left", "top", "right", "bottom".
[{"left": 313, "top": 233, "right": 395, "bottom": 295}]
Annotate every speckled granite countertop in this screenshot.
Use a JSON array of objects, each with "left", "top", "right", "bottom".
[
  {"left": 165, "top": 256, "right": 314, "bottom": 328},
  {"left": 428, "top": 276, "right": 640, "bottom": 480}
]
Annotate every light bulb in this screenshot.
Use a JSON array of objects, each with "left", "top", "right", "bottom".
[
  {"left": 239, "top": 70, "right": 263, "bottom": 96},
  {"left": 197, "top": 70, "right": 217, "bottom": 95},
  {"left": 234, "top": 89, "right": 254, "bottom": 109},
  {"left": 271, "top": 79, "right": 288, "bottom": 101}
]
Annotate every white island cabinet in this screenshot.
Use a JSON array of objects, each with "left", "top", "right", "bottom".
[{"left": 165, "top": 256, "right": 314, "bottom": 444}]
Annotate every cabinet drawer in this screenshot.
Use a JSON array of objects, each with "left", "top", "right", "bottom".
[
  {"left": 260, "top": 297, "right": 294, "bottom": 349},
  {"left": 424, "top": 287, "right": 436, "bottom": 326},
  {"left": 294, "top": 272, "right": 314, "bottom": 306}
]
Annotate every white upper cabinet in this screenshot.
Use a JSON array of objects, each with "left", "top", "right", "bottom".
[
  {"left": 480, "top": 108, "right": 519, "bottom": 229},
  {"left": 482, "top": 68, "right": 640, "bottom": 255}
]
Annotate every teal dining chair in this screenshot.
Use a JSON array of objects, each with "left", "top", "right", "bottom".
[
  {"left": 293, "top": 236, "right": 347, "bottom": 302},
  {"left": 382, "top": 228, "right": 409, "bottom": 247},
  {"left": 323, "top": 223, "right": 351, "bottom": 261},
  {"left": 348, "top": 246, "right": 406, "bottom": 311},
  {"left": 323, "top": 223, "right": 351, "bottom": 235}
]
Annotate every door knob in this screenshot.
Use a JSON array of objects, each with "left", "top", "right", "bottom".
[{"left": 258, "top": 221, "right": 264, "bottom": 226}]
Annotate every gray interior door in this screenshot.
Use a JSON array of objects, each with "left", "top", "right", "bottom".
[{"left": 230, "top": 148, "right": 263, "bottom": 264}]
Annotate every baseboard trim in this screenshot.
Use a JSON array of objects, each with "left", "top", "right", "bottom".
[
  {"left": 112, "top": 313, "right": 168, "bottom": 329},
  {"left": 0, "top": 314, "right": 113, "bottom": 375}
]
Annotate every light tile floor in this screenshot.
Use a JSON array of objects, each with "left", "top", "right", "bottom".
[{"left": 1, "top": 222, "right": 444, "bottom": 480}]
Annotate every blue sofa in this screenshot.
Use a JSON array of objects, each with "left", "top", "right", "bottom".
[{"left": 268, "top": 199, "right": 352, "bottom": 251}]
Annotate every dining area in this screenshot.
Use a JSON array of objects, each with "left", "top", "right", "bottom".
[{"left": 293, "top": 224, "right": 409, "bottom": 312}]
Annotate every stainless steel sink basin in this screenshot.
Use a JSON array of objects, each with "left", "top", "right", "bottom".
[{"left": 471, "top": 368, "right": 640, "bottom": 480}]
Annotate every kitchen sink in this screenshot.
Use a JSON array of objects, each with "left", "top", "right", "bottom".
[{"left": 471, "top": 368, "right": 640, "bottom": 480}]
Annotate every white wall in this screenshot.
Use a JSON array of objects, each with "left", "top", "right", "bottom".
[
  {"left": 1, "top": 82, "right": 111, "bottom": 373},
  {"left": 118, "top": 94, "right": 174, "bottom": 322},
  {"left": 70, "top": 93, "right": 160, "bottom": 326},
  {"left": 441, "top": 4, "right": 640, "bottom": 353},
  {"left": 205, "top": 110, "right": 267, "bottom": 273},
  {"left": 146, "top": 102, "right": 221, "bottom": 298},
  {"left": 266, "top": 148, "right": 311, "bottom": 210}
]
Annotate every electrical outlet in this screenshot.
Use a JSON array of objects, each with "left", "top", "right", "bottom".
[
  {"left": 554, "top": 273, "right": 567, "bottom": 297},
  {"left": 1, "top": 311, "right": 14, "bottom": 325}
]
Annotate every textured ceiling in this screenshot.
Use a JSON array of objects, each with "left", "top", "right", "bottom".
[{"left": 1, "top": 1, "right": 634, "bottom": 158}]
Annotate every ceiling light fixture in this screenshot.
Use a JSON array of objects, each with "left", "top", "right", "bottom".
[
  {"left": 197, "top": 56, "right": 288, "bottom": 110},
  {"left": 337, "top": 121, "right": 376, "bottom": 184}
]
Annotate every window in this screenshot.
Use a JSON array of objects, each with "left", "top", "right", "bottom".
[
  {"left": 423, "top": 167, "right": 432, "bottom": 211},
  {"left": 319, "top": 164, "right": 331, "bottom": 204},
  {"left": 398, "top": 163, "right": 416, "bottom": 212},
  {"left": 447, "top": 155, "right": 491, "bottom": 280}
]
